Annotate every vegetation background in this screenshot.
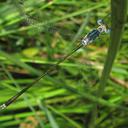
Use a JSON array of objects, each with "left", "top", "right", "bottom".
[{"left": 0, "top": 0, "right": 127, "bottom": 128}]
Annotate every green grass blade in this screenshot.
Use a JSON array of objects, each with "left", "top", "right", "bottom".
[
  {"left": 38, "top": 101, "right": 59, "bottom": 128},
  {"left": 98, "top": 0, "right": 127, "bottom": 96},
  {"left": 89, "top": 0, "right": 128, "bottom": 127}
]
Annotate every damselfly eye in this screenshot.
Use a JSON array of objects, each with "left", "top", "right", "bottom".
[{"left": 97, "top": 19, "right": 104, "bottom": 25}]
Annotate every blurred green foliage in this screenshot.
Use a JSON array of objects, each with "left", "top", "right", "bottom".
[{"left": 0, "top": 0, "right": 128, "bottom": 128}]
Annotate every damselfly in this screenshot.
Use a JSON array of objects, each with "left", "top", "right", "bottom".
[
  {"left": 0, "top": 18, "right": 110, "bottom": 110},
  {"left": 82, "top": 19, "right": 110, "bottom": 46}
]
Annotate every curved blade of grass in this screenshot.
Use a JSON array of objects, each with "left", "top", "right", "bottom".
[
  {"left": 89, "top": 0, "right": 128, "bottom": 127},
  {"left": 98, "top": 0, "right": 127, "bottom": 96},
  {"left": 0, "top": 50, "right": 42, "bottom": 76},
  {"left": 47, "top": 105, "right": 82, "bottom": 128},
  {"left": 38, "top": 101, "right": 59, "bottom": 128}
]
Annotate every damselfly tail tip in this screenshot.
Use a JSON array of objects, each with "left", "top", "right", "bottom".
[{"left": 0, "top": 104, "right": 6, "bottom": 110}]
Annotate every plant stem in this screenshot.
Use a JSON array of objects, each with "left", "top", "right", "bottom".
[{"left": 88, "top": 0, "right": 127, "bottom": 127}]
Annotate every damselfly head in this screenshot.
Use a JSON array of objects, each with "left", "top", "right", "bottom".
[
  {"left": 97, "top": 19, "right": 110, "bottom": 34},
  {"left": 97, "top": 19, "right": 104, "bottom": 25}
]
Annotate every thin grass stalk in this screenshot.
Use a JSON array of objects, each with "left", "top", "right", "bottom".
[
  {"left": 88, "top": 0, "right": 127, "bottom": 127},
  {"left": 97, "top": 0, "right": 127, "bottom": 96}
]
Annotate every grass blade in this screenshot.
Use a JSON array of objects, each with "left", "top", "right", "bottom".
[{"left": 89, "top": 0, "right": 128, "bottom": 127}]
